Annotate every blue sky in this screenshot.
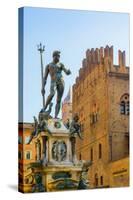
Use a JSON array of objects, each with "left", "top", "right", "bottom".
[{"left": 22, "top": 7, "right": 129, "bottom": 122}]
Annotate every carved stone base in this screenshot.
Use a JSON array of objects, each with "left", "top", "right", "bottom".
[
  {"left": 25, "top": 118, "right": 91, "bottom": 192},
  {"left": 32, "top": 165, "right": 82, "bottom": 192}
]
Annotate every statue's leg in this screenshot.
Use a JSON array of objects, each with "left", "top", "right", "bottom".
[
  {"left": 44, "top": 81, "right": 56, "bottom": 110},
  {"left": 55, "top": 81, "right": 64, "bottom": 118}
]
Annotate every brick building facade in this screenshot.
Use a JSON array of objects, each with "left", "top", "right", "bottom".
[{"left": 72, "top": 45, "right": 129, "bottom": 188}]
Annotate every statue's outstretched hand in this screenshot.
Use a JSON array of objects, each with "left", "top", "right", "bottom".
[{"left": 67, "top": 69, "right": 71, "bottom": 75}]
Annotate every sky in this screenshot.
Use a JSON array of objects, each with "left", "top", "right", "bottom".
[{"left": 21, "top": 7, "right": 129, "bottom": 123}]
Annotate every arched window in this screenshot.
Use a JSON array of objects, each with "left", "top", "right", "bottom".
[{"left": 120, "top": 94, "right": 129, "bottom": 115}]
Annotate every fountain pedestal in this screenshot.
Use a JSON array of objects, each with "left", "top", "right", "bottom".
[{"left": 30, "top": 118, "right": 83, "bottom": 192}]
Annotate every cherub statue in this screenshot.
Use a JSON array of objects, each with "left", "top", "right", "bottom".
[
  {"left": 69, "top": 113, "right": 83, "bottom": 139},
  {"left": 28, "top": 104, "right": 52, "bottom": 144},
  {"left": 69, "top": 113, "right": 83, "bottom": 163},
  {"left": 28, "top": 116, "right": 39, "bottom": 144}
]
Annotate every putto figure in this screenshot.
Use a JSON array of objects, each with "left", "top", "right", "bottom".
[{"left": 41, "top": 50, "right": 71, "bottom": 118}]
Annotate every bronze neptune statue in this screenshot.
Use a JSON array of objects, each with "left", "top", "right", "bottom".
[{"left": 41, "top": 50, "right": 71, "bottom": 118}]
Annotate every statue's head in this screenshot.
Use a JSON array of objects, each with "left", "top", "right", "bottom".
[{"left": 52, "top": 50, "right": 60, "bottom": 63}]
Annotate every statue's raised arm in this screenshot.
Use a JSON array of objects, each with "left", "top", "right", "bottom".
[{"left": 61, "top": 63, "right": 71, "bottom": 75}]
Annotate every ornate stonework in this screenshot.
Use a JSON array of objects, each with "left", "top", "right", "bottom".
[{"left": 52, "top": 140, "right": 67, "bottom": 162}]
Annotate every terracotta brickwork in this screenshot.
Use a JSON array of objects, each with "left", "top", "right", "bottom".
[
  {"left": 62, "top": 89, "right": 72, "bottom": 124},
  {"left": 72, "top": 45, "right": 129, "bottom": 188},
  {"left": 62, "top": 102, "right": 72, "bottom": 124}
]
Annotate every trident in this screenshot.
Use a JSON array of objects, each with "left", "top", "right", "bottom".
[{"left": 37, "top": 43, "right": 45, "bottom": 109}]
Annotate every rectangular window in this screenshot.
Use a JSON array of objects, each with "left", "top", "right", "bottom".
[
  {"left": 94, "top": 113, "right": 97, "bottom": 123},
  {"left": 99, "top": 143, "right": 102, "bottom": 159},
  {"left": 95, "top": 174, "right": 98, "bottom": 187},
  {"left": 90, "top": 148, "right": 93, "bottom": 162},
  {"left": 26, "top": 151, "right": 31, "bottom": 160},
  {"left": 25, "top": 136, "right": 30, "bottom": 144},
  {"left": 18, "top": 151, "right": 22, "bottom": 159},
  {"left": 100, "top": 176, "right": 103, "bottom": 185}
]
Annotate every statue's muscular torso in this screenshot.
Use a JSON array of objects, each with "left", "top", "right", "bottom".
[
  {"left": 42, "top": 58, "right": 71, "bottom": 117},
  {"left": 45, "top": 62, "right": 64, "bottom": 83}
]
